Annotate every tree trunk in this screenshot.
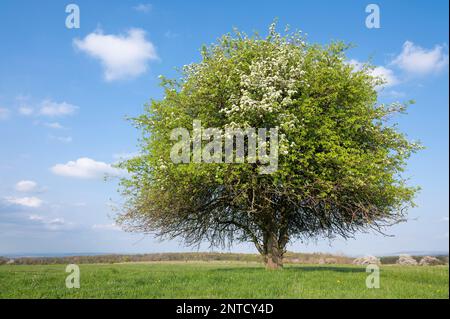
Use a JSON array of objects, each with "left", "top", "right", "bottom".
[{"left": 263, "top": 232, "right": 284, "bottom": 270}]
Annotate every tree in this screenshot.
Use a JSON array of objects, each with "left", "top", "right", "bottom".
[{"left": 117, "top": 24, "right": 421, "bottom": 269}]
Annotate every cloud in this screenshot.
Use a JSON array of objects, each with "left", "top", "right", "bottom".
[
  {"left": 442, "top": 216, "right": 449, "bottom": 222},
  {"left": 16, "top": 94, "right": 30, "bottom": 102},
  {"left": 49, "top": 135, "right": 72, "bottom": 143},
  {"left": 15, "top": 180, "right": 38, "bottom": 192},
  {"left": 8, "top": 99, "right": 77, "bottom": 119},
  {"left": 0, "top": 203, "right": 75, "bottom": 233},
  {"left": 39, "top": 100, "right": 78, "bottom": 117},
  {"left": 27, "top": 215, "right": 71, "bottom": 231},
  {"left": 348, "top": 59, "right": 399, "bottom": 87},
  {"left": 92, "top": 223, "right": 121, "bottom": 231},
  {"left": 4, "top": 196, "right": 43, "bottom": 208},
  {"left": 370, "top": 66, "right": 399, "bottom": 87},
  {"left": 44, "top": 122, "right": 64, "bottom": 129},
  {"left": 18, "top": 106, "right": 33, "bottom": 116},
  {"left": 133, "top": 3, "right": 152, "bottom": 13},
  {"left": 48, "top": 218, "right": 65, "bottom": 226},
  {"left": 391, "top": 41, "right": 449, "bottom": 75},
  {"left": 51, "top": 157, "right": 123, "bottom": 179},
  {"left": 29, "top": 214, "right": 44, "bottom": 221},
  {"left": 0, "top": 107, "right": 10, "bottom": 120},
  {"left": 74, "top": 28, "right": 158, "bottom": 81},
  {"left": 164, "top": 30, "right": 179, "bottom": 39}
]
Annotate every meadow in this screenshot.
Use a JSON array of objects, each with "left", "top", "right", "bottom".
[{"left": 0, "top": 262, "right": 448, "bottom": 299}]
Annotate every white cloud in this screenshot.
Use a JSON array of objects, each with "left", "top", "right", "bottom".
[
  {"left": 5, "top": 196, "right": 43, "bottom": 208},
  {"left": 164, "top": 30, "right": 179, "bottom": 39},
  {"left": 16, "top": 94, "right": 30, "bottom": 102},
  {"left": 0, "top": 107, "right": 10, "bottom": 120},
  {"left": 18, "top": 106, "right": 33, "bottom": 116},
  {"left": 28, "top": 215, "right": 70, "bottom": 230},
  {"left": 92, "top": 223, "right": 121, "bottom": 231},
  {"left": 51, "top": 157, "right": 123, "bottom": 179},
  {"left": 44, "top": 122, "right": 64, "bottom": 129},
  {"left": 48, "top": 218, "right": 65, "bottom": 226},
  {"left": 370, "top": 66, "right": 399, "bottom": 87},
  {"left": 133, "top": 3, "right": 152, "bottom": 13},
  {"left": 57, "top": 136, "right": 72, "bottom": 143},
  {"left": 15, "top": 180, "right": 38, "bottom": 192},
  {"left": 29, "top": 214, "right": 44, "bottom": 221},
  {"left": 391, "top": 41, "right": 449, "bottom": 75},
  {"left": 442, "top": 216, "right": 449, "bottom": 222},
  {"left": 74, "top": 28, "right": 158, "bottom": 81},
  {"left": 39, "top": 100, "right": 78, "bottom": 117},
  {"left": 49, "top": 135, "right": 72, "bottom": 143},
  {"left": 348, "top": 59, "right": 399, "bottom": 87}
]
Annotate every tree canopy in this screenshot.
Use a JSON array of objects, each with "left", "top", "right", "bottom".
[{"left": 117, "top": 24, "right": 421, "bottom": 269}]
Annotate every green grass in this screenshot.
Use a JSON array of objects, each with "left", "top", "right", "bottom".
[{"left": 0, "top": 262, "right": 448, "bottom": 299}]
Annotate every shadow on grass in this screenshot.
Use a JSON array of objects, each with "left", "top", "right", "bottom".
[{"left": 213, "top": 265, "right": 366, "bottom": 273}]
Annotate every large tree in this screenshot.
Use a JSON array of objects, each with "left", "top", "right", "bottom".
[{"left": 117, "top": 24, "right": 421, "bottom": 269}]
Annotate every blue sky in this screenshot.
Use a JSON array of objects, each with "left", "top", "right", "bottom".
[{"left": 0, "top": 0, "right": 448, "bottom": 256}]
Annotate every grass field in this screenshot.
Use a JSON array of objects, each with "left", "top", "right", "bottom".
[{"left": 0, "top": 262, "right": 448, "bottom": 299}]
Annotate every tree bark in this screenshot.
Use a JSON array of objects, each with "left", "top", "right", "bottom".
[{"left": 263, "top": 232, "right": 284, "bottom": 270}]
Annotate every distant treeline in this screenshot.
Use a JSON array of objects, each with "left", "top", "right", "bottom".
[
  {"left": 379, "top": 255, "right": 449, "bottom": 264},
  {"left": 0, "top": 252, "right": 352, "bottom": 265},
  {"left": 0, "top": 252, "right": 447, "bottom": 265}
]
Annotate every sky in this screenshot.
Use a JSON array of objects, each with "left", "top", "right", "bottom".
[{"left": 0, "top": 0, "right": 448, "bottom": 257}]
